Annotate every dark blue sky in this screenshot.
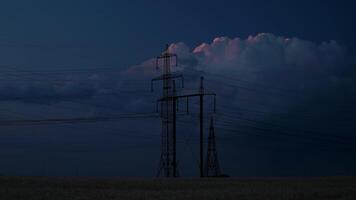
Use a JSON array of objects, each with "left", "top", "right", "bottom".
[
  {"left": 1, "top": 0, "right": 356, "bottom": 177},
  {"left": 0, "top": 0, "right": 355, "bottom": 68}
]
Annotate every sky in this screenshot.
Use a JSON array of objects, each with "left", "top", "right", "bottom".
[
  {"left": 0, "top": 0, "right": 356, "bottom": 67},
  {"left": 0, "top": 0, "right": 356, "bottom": 177}
]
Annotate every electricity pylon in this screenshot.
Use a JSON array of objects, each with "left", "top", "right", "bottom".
[
  {"left": 152, "top": 45, "right": 183, "bottom": 177},
  {"left": 204, "top": 117, "right": 222, "bottom": 177}
]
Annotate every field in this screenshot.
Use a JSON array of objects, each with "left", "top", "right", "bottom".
[{"left": 0, "top": 177, "right": 355, "bottom": 200}]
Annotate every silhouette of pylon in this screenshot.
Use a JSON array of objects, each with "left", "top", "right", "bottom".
[
  {"left": 152, "top": 45, "right": 183, "bottom": 177},
  {"left": 204, "top": 117, "right": 222, "bottom": 177}
]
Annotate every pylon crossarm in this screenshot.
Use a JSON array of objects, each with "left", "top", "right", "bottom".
[
  {"left": 157, "top": 54, "right": 178, "bottom": 65},
  {"left": 152, "top": 73, "right": 183, "bottom": 81},
  {"left": 157, "top": 53, "right": 176, "bottom": 59},
  {"left": 151, "top": 73, "right": 184, "bottom": 92},
  {"left": 157, "top": 93, "right": 216, "bottom": 101}
]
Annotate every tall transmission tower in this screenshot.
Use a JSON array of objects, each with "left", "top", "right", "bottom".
[
  {"left": 152, "top": 45, "right": 183, "bottom": 177},
  {"left": 204, "top": 117, "right": 222, "bottom": 177}
]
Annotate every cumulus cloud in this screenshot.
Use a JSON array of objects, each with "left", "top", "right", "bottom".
[
  {"left": 0, "top": 33, "right": 351, "bottom": 120},
  {"left": 170, "top": 33, "right": 347, "bottom": 73},
  {"left": 130, "top": 33, "right": 349, "bottom": 92},
  {"left": 127, "top": 33, "right": 348, "bottom": 91},
  {"left": 125, "top": 33, "right": 353, "bottom": 129}
]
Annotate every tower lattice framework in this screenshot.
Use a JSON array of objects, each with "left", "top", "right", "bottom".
[{"left": 204, "top": 117, "right": 222, "bottom": 177}]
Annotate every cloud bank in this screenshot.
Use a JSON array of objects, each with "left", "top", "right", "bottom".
[
  {"left": 131, "top": 33, "right": 348, "bottom": 82},
  {"left": 0, "top": 33, "right": 352, "bottom": 116},
  {"left": 130, "top": 33, "right": 350, "bottom": 102}
]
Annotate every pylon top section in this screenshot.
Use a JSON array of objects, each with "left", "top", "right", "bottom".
[{"left": 156, "top": 44, "right": 178, "bottom": 75}]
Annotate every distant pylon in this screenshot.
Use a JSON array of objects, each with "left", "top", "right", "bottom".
[{"left": 204, "top": 117, "right": 222, "bottom": 177}]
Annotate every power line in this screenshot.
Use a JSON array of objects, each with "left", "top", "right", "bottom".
[{"left": 0, "top": 112, "right": 159, "bottom": 126}]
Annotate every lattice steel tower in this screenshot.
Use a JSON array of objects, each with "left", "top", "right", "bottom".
[
  {"left": 204, "top": 117, "right": 222, "bottom": 177},
  {"left": 152, "top": 45, "right": 183, "bottom": 177}
]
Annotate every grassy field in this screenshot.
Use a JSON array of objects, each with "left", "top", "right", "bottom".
[{"left": 0, "top": 176, "right": 355, "bottom": 200}]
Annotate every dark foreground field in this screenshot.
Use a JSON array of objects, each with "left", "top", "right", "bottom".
[{"left": 0, "top": 177, "right": 355, "bottom": 200}]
